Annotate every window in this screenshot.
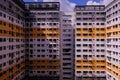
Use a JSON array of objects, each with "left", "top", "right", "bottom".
[
  {"left": 77, "top": 23, "right": 81, "bottom": 25},
  {"left": 3, "top": 14, "right": 6, "bottom": 18},
  {"left": 77, "top": 50, "right": 81, "bottom": 52},
  {"left": 77, "top": 71, "right": 81, "bottom": 73},
  {"left": 37, "top": 39, "right": 40, "bottom": 41},
  {"left": 0, "top": 20, "right": 2, "bottom": 25},
  {"left": 0, "top": 64, "right": 2, "bottom": 68},
  {"left": 0, "top": 12, "right": 2, "bottom": 16},
  {"left": 77, "top": 44, "right": 81, "bottom": 47},
  {"left": 0, "top": 55, "right": 2, "bottom": 59},
  {"left": 83, "top": 49, "right": 87, "bottom": 52},
  {"left": 37, "top": 55, "right": 40, "bottom": 57},
  {"left": 0, "top": 47, "right": 2, "bottom": 51},
  {"left": 77, "top": 39, "right": 81, "bottom": 41},
  {"left": 96, "top": 23, "right": 99, "bottom": 25},
  {"left": 77, "top": 55, "right": 81, "bottom": 57},
  {"left": 41, "top": 39, "right": 45, "bottom": 41},
  {"left": 83, "top": 39, "right": 87, "bottom": 41},
  {"left": 3, "top": 22, "right": 6, "bottom": 26},
  {"left": 83, "top": 23, "right": 87, "bottom": 25},
  {"left": 101, "top": 39, "right": 104, "bottom": 41},
  {"left": 101, "top": 23, "right": 105, "bottom": 25}
]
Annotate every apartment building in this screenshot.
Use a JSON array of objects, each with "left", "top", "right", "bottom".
[
  {"left": 60, "top": 12, "right": 75, "bottom": 80},
  {"left": 75, "top": 5, "right": 106, "bottom": 80},
  {"left": 0, "top": 0, "right": 120, "bottom": 80},
  {"left": 106, "top": 0, "right": 120, "bottom": 80},
  {"left": 25, "top": 2, "right": 60, "bottom": 80},
  {"left": 0, "top": 0, "right": 26, "bottom": 80}
]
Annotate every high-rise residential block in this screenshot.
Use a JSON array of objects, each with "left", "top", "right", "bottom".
[
  {"left": 0, "top": 0, "right": 120, "bottom": 80},
  {"left": 75, "top": 5, "right": 106, "bottom": 80},
  {"left": 0, "top": 0, "right": 26, "bottom": 80},
  {"left": 60, "top": 12, "right": 75, "bottom": 80},
  {"left": 106, "top": 0, "right": 120, "bottom": 80},
  {"left": 25, "top": 2, "right": 60, "bottom": 80}
]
